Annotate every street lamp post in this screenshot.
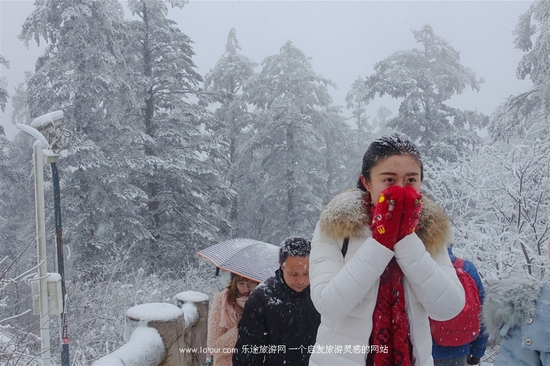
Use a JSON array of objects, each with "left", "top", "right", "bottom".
[
  {"left": 16, "top": 110, "right": 68, "bottom": 366},
  {"left": 35, "top": 141, "right": 54, "bottom": 366}
]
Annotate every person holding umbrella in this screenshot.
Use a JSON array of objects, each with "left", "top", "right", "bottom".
[{"left": 207, "top": 273, "right": 259, "bottom": 366}]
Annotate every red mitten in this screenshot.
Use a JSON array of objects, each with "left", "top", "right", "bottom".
[
  {"left": 370, "top": 186, "right": 404, "bottom": 250},
  {"left": 398, "top": 186, "right": 422, "bottom": 241}
]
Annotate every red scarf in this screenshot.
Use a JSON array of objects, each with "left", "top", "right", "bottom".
[{"left": 367, "top": 209, "right": 412, "bottom": 366}]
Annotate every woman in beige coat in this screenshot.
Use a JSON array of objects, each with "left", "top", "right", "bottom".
[{"left": 207, "top": 274, "right": 258, "bottom": 366}]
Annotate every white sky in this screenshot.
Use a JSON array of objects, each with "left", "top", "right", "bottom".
[{"left": 0, "top": 0, "right": 534, "bottom": 140}]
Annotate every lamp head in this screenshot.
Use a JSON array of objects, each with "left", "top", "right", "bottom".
[{"left": 30, "top": 110, "right": 66, "bottom": 153}]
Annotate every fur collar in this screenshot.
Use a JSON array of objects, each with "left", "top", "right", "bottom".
[{"left": 319, "top": 188, "right": 451, "bottom": 255}]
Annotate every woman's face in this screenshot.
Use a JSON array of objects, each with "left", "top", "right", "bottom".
[
  {"left": 236, "top": 279, "right": 258, "bottom": 297},
  {"left": 361, "top": 154, "right": 422, "bottom": 205}
]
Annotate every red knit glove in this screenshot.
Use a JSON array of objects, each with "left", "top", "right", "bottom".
[
  {"left": 398, "top": 186, "right": 422, "bottom": 241},
  {"left": 370, "top": 186, "right": 404, "bottom": 250}
]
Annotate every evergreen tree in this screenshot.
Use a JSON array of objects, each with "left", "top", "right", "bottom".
[
  {"left": 10, "top": 74, "right": 32, "bottom": 126},
  {"left": 204, "top": 28, "right": 257, "bottom": 235},
  {"left": 346, "top": 76, "right": 373, "bottom": 148},
  {"left": 372, "top": 106, "right": 393, "bottom": 137},
  {"left": 124, "top": 0, "right": 230, "bottom": 269},
  {"left": 19, "top": 0, "right": 144, "bottom": 279},
  {"left": 243, "top": 41, "right": 338, "bottom": 243},
  {"left": 318, "top": 109, "right": 358, "bottom": 196},
  {"left": 490, "top": 0, "right": 550, "bottom": 142},
  {"left": 18, "top": 0, "right": 229, "bottom": 275},
  {"left": 348, "top": 25, "right": 487, "bottom": 162}
]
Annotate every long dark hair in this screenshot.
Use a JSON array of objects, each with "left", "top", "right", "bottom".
[{"left": 357, "top": 133, "right": 424, "bottom": 192}]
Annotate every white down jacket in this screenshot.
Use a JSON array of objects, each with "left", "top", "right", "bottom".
[{"left": 309, "top": 189, "right": 465, "bottom": 366}]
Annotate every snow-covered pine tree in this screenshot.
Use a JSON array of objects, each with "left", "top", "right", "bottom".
[
  {"left": 123, "top": 0, "right": 230, "bottom": 270},
  {"left": 348, "top": 24, "right": 488, "bottom": 163},
  {"left": 19, "top": 0, "right": 142, "bottom": 280},
  {"left": 203, "top": 28, "right": 257, "bottom": 237},
  {"left": 490, "top": 0, "right": 550, "bottom": 143},
  {"left": 240, "top": 41, "right": 342, "bottom": 244},
  {"left": 345, "top": 76, "right": 373, "bottom": 147}
]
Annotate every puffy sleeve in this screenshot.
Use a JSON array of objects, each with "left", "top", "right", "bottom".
[
  {"left": 207, "top": 291, "right": 239, "bottom": 351},
  {"left": 394, "top": 233, "right": 465, "bottom": 320},
  {"left": 309, "top": 221, "right": 394, "bottom": 320}
]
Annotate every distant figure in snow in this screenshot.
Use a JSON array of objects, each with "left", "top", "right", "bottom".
[
  {"left": 483, "top": 240, "right": 550, "bottom": 366},
  {"left": 233, "top": 237, "right": 320, "bottom": 366},
  {"left": 207, "top": 273, "right": 258, "bottom": 366},
  {"left": 309, "top": 133, "right": 465, "bottom": 366},
  {"left": 432, "top": 246, "right": 489, "bottom": 366}
]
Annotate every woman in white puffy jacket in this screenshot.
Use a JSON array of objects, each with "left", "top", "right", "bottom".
[{"left": 309, "top": 134, "right": 465, "bottom": 366}]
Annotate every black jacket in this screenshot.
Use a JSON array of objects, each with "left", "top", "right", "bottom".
[{"left": 233, "top": 268, "right": 320, "bottom": 366}]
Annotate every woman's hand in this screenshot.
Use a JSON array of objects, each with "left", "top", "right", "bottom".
[
  {"left": 398, "top": 186, "right": 422, "bottom": 241},
  {"left": 370, "top": 186, "right": 404, "bottom": 250}
]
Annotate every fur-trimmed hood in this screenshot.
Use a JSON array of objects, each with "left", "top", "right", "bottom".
[
  {"left": 483, "top": 274, "right": 543, "bottom": 343},
  {"left": 318, "top": 188, "right": 451, "bottom": 255}
]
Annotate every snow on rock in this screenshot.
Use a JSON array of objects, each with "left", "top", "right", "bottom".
[
  {"left": 92, "top": 327, "right": 164, "bottom": 366},
  {"left": 181, "top": 302, "right": 199, "bottom": 330},
  {"left": 175, "top": 290, "right": 208, "bottom": 303},
  {"left": 125, "top": 303, "right": 184, "bottom": 342},
  {"left": 127, "top": 302, "right": 183, "bottom": 322},
  {"left": 174, "top": 291, "right": 208, "bottom": 329}
]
